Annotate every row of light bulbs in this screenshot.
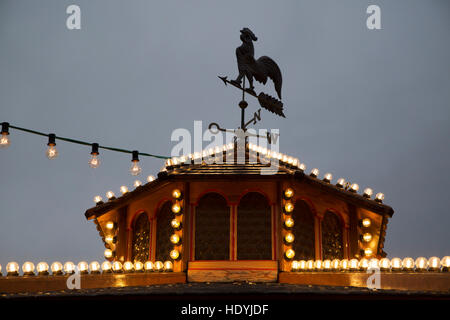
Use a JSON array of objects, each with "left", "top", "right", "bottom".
[
  {"left": 102, "top": 189, "right": 184, "bottom": 261},
  {"left": 163, "top": 142, "right": 386, "bottom": 203},
  {"left": 290, "top": 256, "right": 450, "bottom": 272},
  {"left": 93, "top": 175, "right": 156, "bottom": 205},
  {"left": 0, "top": 260, "right": 175, "bottom": 277},
  {"left": 0, "top": 123, "right": 153, "bottom": 176}
]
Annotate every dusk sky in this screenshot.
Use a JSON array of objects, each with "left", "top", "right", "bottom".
[{"left": 1, "top": 0, "right": 449, "bottom": 268}]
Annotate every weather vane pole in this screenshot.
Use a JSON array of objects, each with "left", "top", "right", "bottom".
[{"left": 210, "top": 28, "right": 285, "bottom": 144}]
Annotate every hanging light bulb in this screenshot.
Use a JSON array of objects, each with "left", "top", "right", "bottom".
[
  {"left": 46, "top": 133, "right": 58, "bottom": 159},
  {"left": 88, "top": 143, "right": 100, "bottom": 168},
  {"left": 147, "top": 175, "right": 155, "bottom": 182},
  {"left": 134, "top": 180, "right": 142, "bottom": 188},
  {"left": 130, "top": 150, "right": 142, "bottom": 176},
  {"left": 0, "top": 122, "right": 10, "bottom": 148}
]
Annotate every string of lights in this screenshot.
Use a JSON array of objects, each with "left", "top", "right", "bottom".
[{"left": 0, "top": 122, "right": 169, "bottom": 175}]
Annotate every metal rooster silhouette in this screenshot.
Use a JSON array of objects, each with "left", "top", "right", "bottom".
[
  {"left": 232, "top": 28, "right": 282, "bottom": 100},
  {"left": 218, "top": 28, "right": 285, "bottom": 119}
]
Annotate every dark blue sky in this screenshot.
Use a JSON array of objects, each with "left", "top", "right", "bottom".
[{"left": 1, "top": 0, "right": 449, "bottom": 267}]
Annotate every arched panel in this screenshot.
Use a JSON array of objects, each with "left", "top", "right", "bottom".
[
  {"left": 321, "top": 211, "right": 344, "bottom": 260},
  {"left": 195, "top": 193, "right": 230, "bottom": 260},
  {"left": 292, "top": 200, "right": 315, "bottom": 260},
  {"left": 237, "top": 192, "right": 272, "bottom": 260},
  {"left": 131, "top": 213, "right": 150, "bottom": 263},
  {"left": 155, "top": 202, "right": 172, "bottom": 262}
]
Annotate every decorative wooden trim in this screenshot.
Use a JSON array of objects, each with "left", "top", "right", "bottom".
[
  {"left": 279, "top": 272, "right": 450, "bottom": 293},
  {"left": 0, "top": 273, "right": 186, "bottom": 294},
  {"left": 188, "top": 261, "right": 278, "bottom": 283}
]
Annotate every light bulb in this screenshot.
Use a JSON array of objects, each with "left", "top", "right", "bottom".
[
  {"left": 89, "top": 261, "right": 101, "bottom": 274},
  {"left": 171, "top": 218, "right": 181, "bottom": 230},
  {"left": 104, "top": 249, "right": 114, "bottom": 259},
  {"left": 94, "top": 195, "right": 103, "bottom": 204},
  {"left": 63, "top": 262, "right": 76, "bottom": 274},
  {"left": 391, "top": 258, "right": 402, "bottom": 271},
  {"left": 291, "top": 260, "right": 300, "bottom": 272},
  {"left": 284, "top": 202, "right": 294, "bottom": 214},
  {"left": 349, "top": 259, "right": 359, "bottom": 271},
  {"left": 172, "top": 189, "right": 183, "bottom": 199},
  {"left": 415, "top": 257, "right": 428, "bottom": 271},
  {"left": 112, "top": 261, "right": 123, "bottom": 273},
  {"left": 172, "top": 203, "right": 182, "bottom": 214},
  {"left": 362, "top": 233, "right": 372, "bottom": 242},
  {"left": 101, "top": 261, "right": 112, "bottom": 273},
  {"left": 46, "top": 145, "right": 58, "bottom": 159},
  {"left": 363, "top": 188, "right": 373, "bottom": 198},
  {"left": 164, "top": 261, "right": 174, "bottom": 271},
  {"left": 284, "top": 188, "right": 294, "bottom": 199},
  {"left": 123, "top": 261, "right": 134, "bottom": 273},
  {"left": 361, "top": 218, "right": 371, "bottom": 228},
  {"left": 323, "top": 260, "right": 332, "bottom": 271},
  {"left": 106, "top": 191, "right": 115, "bottom": 200},
  {"left": 284, "top": 249, "right": 295, "bottom": 260},
  {"left": 375, "top": 193, "right": 385, "bottom": 203},
  {"left": 51, "top": 262, "right": 63, "bottom": 275},
  {"left": 170, "top": 234, "right": 181, "bottom": 244},
  {"left": 22, "top": 261, "right": 35, "bottom": 276},
  {"left": 36, "top": 262, "right": 49, "bottom": 275},
  {"left": 340, "top": 259, "right": 349, "bottom": 271},
  {"left": 284, "top": 233, "right": 295, "bottom": 244},
  {"left": 441, "top": 256, "right": 450, "bottom": 271},
  {"left": 154, "top": 261, "right": 164, "bottom": 272},
  {"left": 284, "top": 217, "right": 294, "bottom": 229},
  {"left": 401, "top": 257, "right": 414, "bottom": 271},
  {"left": 89, "top": 154, "right": 100, "bottom": 168},
  {"left": 130, "top": 161, "right": 142, "bottom": 176},
  {"left": 350, "top": 183, "right": 359, "bottom": 192},
  {"left": 144, "top": 261, "right": 154, "bottom": 272},
  {"left": 77, "top": 261, "right": 89, "bottom": 274},
  {"left": 6, "top": 262, "right": 19, "bottom": 276},
  {"left": 331, "top": 259, "right": 340, "bottom": 271},
  {"left": 120, "top": 186, "right": 129, "bottom": 195},
  {"left": 147, "top": 175, "right": 155, "bottom": 182},
  {"left": 134, "top": 180, "right": 142, "bottom": 188},
  {"left": 134, "top": 261, "right": 144, "bottom": 272},
  {"left": 323, "top": 173, "right": 333, "bottom": 182},
  {"left": 379, "top": 258, "right": 390, "bottom": 271},
  {"left": 105, "top": 221, "right": 116, "bottom": 230},
  {"left": 310, "top": 168, "right": 319, "bottom": 178},
  {"left": 306, "top": 260, "right": 315, "bottom": 271},
  {"left": 428, "top": 257, "right": 440, "bottom": 271},
  {"left": 336, "top": 178, "right": 346, "bottom": 188},
  {"left": 170, "top": 249, "right": 180, "bottom": 260},
  {"left": 0, "top": 132, "right": 10, "bottom": 148},
  {"left": 359, "top": 258, "right": 369, "bottom": 271},
  {"left": 364, "top": 248, "right": 373, "bottom": 257},
  {"left": 314, "top": 260, "right": 323, "bottom": 271}
]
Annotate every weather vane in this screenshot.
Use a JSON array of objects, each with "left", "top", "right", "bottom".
[{"left": 209, "top": 28, "right": 284, "bottom": 144}]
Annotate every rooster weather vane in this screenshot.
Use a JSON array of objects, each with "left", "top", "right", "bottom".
[{"left": 209, "top": 28, "right": 285, "bottom": 144}]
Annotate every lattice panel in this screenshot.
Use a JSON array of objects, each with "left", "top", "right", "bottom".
[
  {"left": 195, "top": 193, "right": 230, "bottom": 260},
  {"left": 237, "top": 192, "right": 272, "bottom": 260},
  {"left": 292, "top": 201, "right": 315, "bottom": 260},
  {"left": 131, "top": 213, "right": 150, "bottom": 263},
  {"left": 321, "top": 211, "right": 344, "bottom": 260},
  {"left": 155, "top": 202, "right": 173, "bottom": 262}
]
